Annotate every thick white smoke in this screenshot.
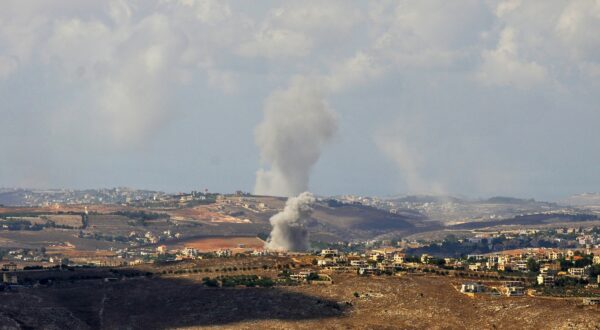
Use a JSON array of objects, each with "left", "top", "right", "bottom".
[
  {"left": 265, "top": 192, "right": 315, "bottom": 251},
  {"left": 254, "top": 77, "right": 337, "bottom": 197}
]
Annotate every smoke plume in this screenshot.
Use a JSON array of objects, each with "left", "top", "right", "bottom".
[
  {"left": 265, "top": 192, "right": 315, "bottom": 251},
  {"left": 374, "top": 127, "right": 446, "bottom": 195},
  {"left": 254, "top": 77, "right": 337, "bottom": 197}
]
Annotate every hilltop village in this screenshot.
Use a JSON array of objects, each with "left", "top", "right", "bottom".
[
  {"left": 3, "top": 231, "right": 600, "bottom": 302},
  {"left": 1, "top": 189, "right": 600, "bottom": 328},
  {"left": 2, "top": 240, "right": 600, "bottom": 328}
]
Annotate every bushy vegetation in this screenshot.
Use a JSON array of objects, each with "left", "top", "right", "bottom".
[
  {"left": 202, "top": 275, "right": 274, "bottom": 288},
  {"left": 527, "top": 258, "right": 540, "bottom": 272},
  {"left": 326, "top": 199, "right": 345, "bottom": 208},
  {"left": 0, "top": 219, "right": 44, "bottom": 231},
  {"left": 113, "top": 211, "right": 169, "bottom": 226},
  {"left": 558, "top": 253, "right": 593, "bottom": 270},
  {"left": 0, "top": 216, "right": 81, "bottom": 231},
  {"left": 406, "top": 233, "right": 579, "bottom": 258}
]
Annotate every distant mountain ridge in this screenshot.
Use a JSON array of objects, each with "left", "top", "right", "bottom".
[
  {"left": 562, "top": 193, "right": 600, "bottom": 207},
  {"left": 386, "top": 194, "right": 554, "bottom": 206}
]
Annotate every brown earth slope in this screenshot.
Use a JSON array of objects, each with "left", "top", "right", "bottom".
[{"left": 0, "top": 273, "right": 598, "bottom": 329}]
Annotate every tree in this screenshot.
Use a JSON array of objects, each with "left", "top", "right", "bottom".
[
  {"left": 307, "top": 273, "right": 320, "bottom": 281},
  {"left": 589, "top": 264, "right": 600, "bottom": 278},
  {"left": 574, "top": 255, "right": 593, "bottom": 268},
  {"left": 526, "top": 258, "right": 540, "bottom": 273},
  {"left": 202, "top": 277, "right": 219, "bottom": 287},
  {"left": 559, "top": 258, "right": 573, "bottom": 271}
]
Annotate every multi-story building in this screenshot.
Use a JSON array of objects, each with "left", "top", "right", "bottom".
[
  {"left": 393, "top": 253, "right": 405, "bottom": 264},
  {"left": 320, "top": 249, "right": 339, "bottom": 258},
  {"left": 568, "top": 267, "right": 588, "bottom": 278},
  {"left": 460, "top": 282, "right": 484, "bottom": 293},
  {"left": 537, "top": 272, "right": 556, "bottom": 286}
]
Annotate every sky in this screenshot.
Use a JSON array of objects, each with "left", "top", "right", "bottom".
[{"left": 1, "top": 0, "right": 599, "bottom": 201}]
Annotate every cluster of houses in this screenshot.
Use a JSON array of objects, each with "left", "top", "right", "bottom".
[
  {"left": 4, "top": 187, "right": 166, "bottom": 206},
  {"left": 315, "top": 248, "right": 485, "bottom": 276},
  {"left": 307, "top": 245, "right": 600, "bottom": 300},
  {"left": 314, "top": 248, "right": 411, "bottom": 275},
  {"left": 460, "top": 280, "right": 525, "bottom": 297},
  {"left": 498, "top": 226, "right": 599, "bottom": 247},
  {"left": 126, "top": 230, "right": 181, "bottom": 246},
  {"left": 215, "top": 195, "right": 273, "bottom": 214},
  {"left": 75, "top": 229, "right": 184, "bottom": 247},
  {"left": 312, "top": 246, "right": 600, "bottom": 290},
  {"left": 152, "top": 245, "right": 270, "bottom": 262},
  {"left": 287, "top": 269, "right": 333, "bottom": 285},
  {"left": 3, "top": 249, "right": 47, "bottom": 262},
  {"left": 465, "top": 248, "right": 599, "bottom": 286},
  {"left": 576, "top": 233, "right": 599, "bottom": 247},
  {"left": 534, "top": 252, "right": 600, "bottom": 287}
]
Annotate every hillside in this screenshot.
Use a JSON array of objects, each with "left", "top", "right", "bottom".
[
  {"left": 210, "top": 196, "right": 424, "bottom": 242},
  {"left": 563, "top": 193, "right": 600, "bottom": 208},
  {"left": 448, "top": 213, "right": 599, "bottom": 231},
  {"left": 1, "top": 272, "right": 598, "bottom": 329}
]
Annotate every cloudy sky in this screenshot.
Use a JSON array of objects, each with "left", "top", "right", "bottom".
[{"left": 1, "top": 0, "right": 599, "bottom": 200}]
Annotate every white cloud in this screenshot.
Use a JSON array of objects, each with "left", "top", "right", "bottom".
[
  {"left": 370, "top": 0, "right": 493, "bottom": 69},
  {"left": 495, "top": 0, "right": 522, "bottom": 17},
  {"left": 108, "top": 0, "right": 133, "bottom": 24},
  {"left": 1, "top": 0, "right": 600, "bottom": 196},
  {"left": 267, "top": 1, "right": 362, "bottom": 36},
  {"left": 324, "top": 52, "right": 383, "bottom": 92},
  {"left": 0, "top": 56, "right": 18, "bottom": 79},
  {"left": 46, "top": 12, "right": 188, "bottom": 146},
  {"left": 556, "top": 1, "right": 600, "bottom": 76},
  {"left": 477, "top": 27, "right": 548, "bottom": 89},
  {"left": 166, "top": 0, "right": 232, "bottom": 25},
  {"left": 238, "top": 28, "right": 313, "bottom": 59},
  {"left": 45, "top": 18, "right": 115, "bottom": 79},
  {"left": 238, "top": 1, "right": 363, "bottom": 60},
  {"left": 1, "top": 0, "right": 253, "bottom": 147},
  {"left": 480, "top": 0, "right": 600, "bottom": 86},
  {"left": 206, "top": 68, "right": 237, "bottom": 94}
]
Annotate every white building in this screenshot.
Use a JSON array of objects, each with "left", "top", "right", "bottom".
[
  {"left": 568, "top": 267, "right": 587, "bottom": 278},
  {"left": 320, "top": 249, "right": 339, "bottom": 258},
  {"left": 393, "top": 254, "right": 405, "bottom": 264},
  {"left": 460, "top": 282, "right": 484, "bottom": 293},
  {"left": 350, "top": 260, "right": 367, "bottom": 267},
  {"left": 216, "top": 249, "right": 232, "bottom": 257},
  {"left": 537, "top": 274, "right": 555, "bottom": 286},
  {"left": 181, "top": 247, "right": 199, "bottom": 258}
]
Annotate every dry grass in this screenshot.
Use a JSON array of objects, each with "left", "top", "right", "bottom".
[
  {"left": 2, "top": 270, "right": 598, "bottom": 329},
  {"left": 171, "top": 236, "right": 265, "bottom": 251},
  {"left": 44, "top": 214, "right": 82, "bottom": 227}
]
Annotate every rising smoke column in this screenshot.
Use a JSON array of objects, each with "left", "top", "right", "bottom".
[
  {"left": 265, "top": 192, "right": 315, "bottom": 251},
  {"left": 254, "top": 77, "right": 337, "bottom": 197}
]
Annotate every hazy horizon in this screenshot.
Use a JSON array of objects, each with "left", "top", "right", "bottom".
[{"left": 3, "top": 184, "right": 598, "bottom": 204}]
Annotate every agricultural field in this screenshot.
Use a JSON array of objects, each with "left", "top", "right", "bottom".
[
  {"left": 0, "top": 229, "right": 128, "bottom": 251},
  {"left": 44, "top": 214, "right": 83, "bottom": 227},
  {"left": 169, "top": 236, "right": 265, "bottom": 251}
]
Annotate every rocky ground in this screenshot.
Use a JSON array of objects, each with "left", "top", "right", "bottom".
[{"left": 1, "top": 272, "right": 599, "bottom": 329}]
